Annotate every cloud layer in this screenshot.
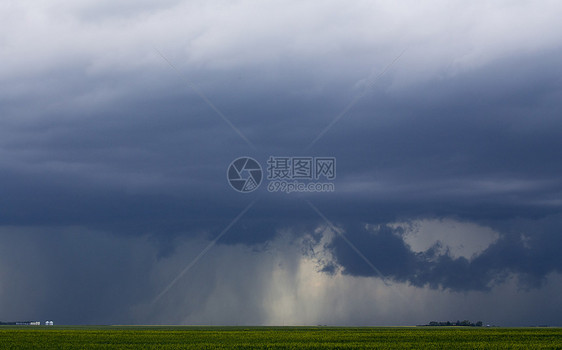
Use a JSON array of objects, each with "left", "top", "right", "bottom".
[{"left": 1, "top": 0, "right": 561, "bottom": 326}]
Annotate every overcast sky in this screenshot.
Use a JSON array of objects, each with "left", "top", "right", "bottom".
[{"left": 1, "top": 0, "right": 562, "bottom": 326}]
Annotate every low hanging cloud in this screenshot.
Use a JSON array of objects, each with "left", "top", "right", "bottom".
[
  {"left": 315, "top": 213, "right": 562, "bottom": 292},
  {"left": 2, "top": 225, "right": 561, "bottom": 327}
]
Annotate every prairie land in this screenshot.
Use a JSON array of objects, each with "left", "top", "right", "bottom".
[{"left": 0, "top": 326, "right": 560, "bottom": 349}]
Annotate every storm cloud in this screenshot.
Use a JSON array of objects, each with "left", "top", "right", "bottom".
[{"left": 1, "top": 0, "right": 562, "bottom": 326}]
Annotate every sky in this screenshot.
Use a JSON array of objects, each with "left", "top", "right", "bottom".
[{"left": 1, "top": 0, "right": 562, "bottom": 326}]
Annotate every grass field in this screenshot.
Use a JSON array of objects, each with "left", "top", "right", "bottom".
[{"left": 0, "top": 326, "right": 560, "bottom": 349}]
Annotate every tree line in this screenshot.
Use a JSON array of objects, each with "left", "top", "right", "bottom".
[{"left": 424, "top": 320, "right": 484, "bottom": 327}]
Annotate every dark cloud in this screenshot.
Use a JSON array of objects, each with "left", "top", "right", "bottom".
[
  {"left": 1, "top": 1, "right": 562, "bottom": 326},
  {"left": 322, "top": 213, "right": 562, "bottom": 292}
]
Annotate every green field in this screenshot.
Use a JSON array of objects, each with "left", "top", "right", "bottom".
[{"left": 0, "top": 326, "right": 560, "bottom": 349}]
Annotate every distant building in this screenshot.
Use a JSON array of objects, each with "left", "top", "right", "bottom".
[{"left": 45, "top": 321, "right": 54, "bottom": 326}]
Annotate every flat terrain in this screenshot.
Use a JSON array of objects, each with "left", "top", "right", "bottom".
[{"left": 0, "top": 326, "right": 560, "bottom": 349}]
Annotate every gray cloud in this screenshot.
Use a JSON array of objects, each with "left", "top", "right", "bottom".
[
  {"left": 1, "top": 0, "right": 562, "bottom": 326},
  {"left": 319, "top": 213, "right": 562, "bottom": 292}
]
